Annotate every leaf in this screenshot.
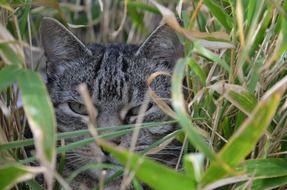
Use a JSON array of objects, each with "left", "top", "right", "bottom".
[
  {"left": 19, "top": 0, "right": 32, "bottom": 37},
  {"left": 127, "top": 2, "right": 160, "bottom": 14},
  {"left": 209, "top": 82, "right": 257, "bottom": 114},
  {"left": 193, "top": 42, "right": 231, "bottom": 73},
  {"left": 202, "top": 77, "right": 286, "bottom": 185},
  {"left": 67, "top": 23, "right": 87, "bottom": 28},
  {"left": 1, "top": 122, "right": 176, "bottom": 153},
  {"left": 0, "top": 64, "right": 22, "bottom": 92},
  {"left": 187, "top": 58, "right": 206, "bottom": 85},
  {"left": 0, "top": 164, "right": 43, "bottom": 190},
  {"left": 32, "top": 0, "right": 60, "bottom": 10},
  {"left": 0, "top": 0, "right": 13, "bottom": 11},
  {"left": 203, "top": 0, "right": 233, "bottom": 31},
  {"left": 26, "top": 180, "right": 45, "bottom": 190},
  {"left": 132, "top": 178, "right": 144, "bottom": 190},
  {"left": 18, "top": 70, "right": 56, "bottom": 187},
  {"left": 246, "top": 1, "right": 259, "bottom": 30},
  {"left": 97, "top": 140, "right": 196, "bottom": 190},
  {"left": 0, "top": 43, "right": 24, "bottom": 66},
  {"left": 172, "top": 58, "right": 217, "bottom": 161},
  {"left": 184, "top": 153, "right": 204, "bottom": 182},
  {"left": 236, "top": 158, "right": 287, "bottom": 190},
  {"left": 237, "top": 158, "right": 287, "bottom": 178},
  {"left": 150, "top": 0, "right": 234, "bottom": 50},
  {"left": 249, "top": 176, "right": 287, "bottom": 190},
  {"left": 150, "top": 0, "right": 183, "bottom": 33},
  {"left": 0, "top": 24, "right": 24, "bottom": 65},
  {"left": 190, "top": 31, "right": 230, "bottom": 41}
]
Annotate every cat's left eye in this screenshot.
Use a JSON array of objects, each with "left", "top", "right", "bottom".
[{"left": 68, "top": 102, "right": 88, "bottom": 115}]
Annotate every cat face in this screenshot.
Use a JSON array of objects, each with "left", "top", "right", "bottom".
[{"left": 40, "top": 17, "right": 182, "bottom": 188}]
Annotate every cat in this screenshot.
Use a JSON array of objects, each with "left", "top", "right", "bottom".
[{"left": 40, "top": 17, "right": 183, "bottom": 189}]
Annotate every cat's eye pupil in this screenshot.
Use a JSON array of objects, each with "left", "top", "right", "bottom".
[
  {"left": 68, "top": 102, "right": 88, "bottom": 115},
  {"left": 130, "top": 106, "right": 140, "bottom": 116}
]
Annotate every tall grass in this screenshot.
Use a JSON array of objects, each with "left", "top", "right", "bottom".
[{"left": 1, "top": 0, "right": 287, "bottom": 190}]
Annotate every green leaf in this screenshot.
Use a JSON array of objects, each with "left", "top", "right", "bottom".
[
  {"left": 19, "top": 0, "right": 32, "bottom": 37},
  {"left": 18, "top": 70, "right": 56, "bottom": 185},
  {"left": 32, "top": 0, "right": 60, "bottom": 10},
  {"left": 26, "top": 180, "right": 45, "bottom": 190},
  {"left": 0, "top": 164, "right": 42, "bottom": 190},
  {"left": 0, "top": 64, "right": 22, "bottom": 92},
  {"left": 132, "top": 178, "right": 144, "bottom": 190},
  {"left": 249, "top": 176, "right": 287, "bottom": 190},
  {"left": 210, "top": 82, "right": 257, "bottom": 114},
  {"left": 236, "top": 159, "right": 287, "bottom": 190},
  {"left": 0, "top": 43, "right": 24, "bottom": 66},
  {"left": 0, "top": 0, "right": 13, "bottom": 11},
  {"left": 187, "top": 58, "right": 206, "bottom": 85},
  {"left": 1, "top": 122, "right": 176, "bottom": 157},
  {"left": 249, "top": 4, "right": 272, "bottom": 57},
  {"left": 193, "top": 42, "right": 231, "bottom": 73},
  {"left": 98, "top": 140, "right": 196, "bottom": 190},
  {"left": 237, "top": 158, "right": 287, "bottom": 178},
  {"left": 127, "top": 2, "right": 160, "bottom": 14},
  {"left": 203, "top": 0, "right": 233, "bottom": 31},
  {"left": 172, "top": 58, "right": 216, "bottom": 161},
  {"left": 184, "top": 153, "right": 204, "bottom": 182},
  {"left": 202, "top": 84, "right": 284, "bottom": 185},
  {"left": 228, "top": 91, "right": 257, "bottom": 113},
  {"left": 246, "top": 1, "right": 259, "bottom": 32}
]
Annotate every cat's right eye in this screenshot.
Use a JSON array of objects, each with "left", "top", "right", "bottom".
[
  {"left": 126, "top": 102, "right": 153, "bottom": 117},
  {"left": 68, "top": 102, "right": 88, "bottom": 115}
]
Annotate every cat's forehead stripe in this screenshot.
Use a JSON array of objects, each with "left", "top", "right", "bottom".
[{"left": 92, "top": 45, "right": 130, "bottom": 103}]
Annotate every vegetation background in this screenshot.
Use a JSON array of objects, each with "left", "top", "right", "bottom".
[{"left": 1, "top": 0, "right": 287, "bottom": 190}]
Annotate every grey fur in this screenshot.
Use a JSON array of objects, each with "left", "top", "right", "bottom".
[{"left": 40, "top": 17, "right": 182, "bottom": 189}]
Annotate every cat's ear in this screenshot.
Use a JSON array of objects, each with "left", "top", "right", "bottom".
[
  {"left": 40, "top": 17, "right": 92, "bottom": 64},
  {"left": 136, "top": 24, "right": 183, "bottom": 63}
]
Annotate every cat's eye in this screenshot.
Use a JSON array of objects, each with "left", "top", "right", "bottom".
[
  {"left": 68, "top": 102, "right": 88, "bottom": 115},
  {"left": 126, "top": 102, "right": 153, "bottom": 117}
]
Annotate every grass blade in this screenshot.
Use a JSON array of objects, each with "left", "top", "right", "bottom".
[
  {"left": 98, "top": 140, "right": 196, "bottom": 190},
  {"left": 248, "top": 176, "right": 287, "bottom": 190},
  {"left": 237, "top": 158, "right": 287, "bottom": 178},
  {"left": 203, "top": 0, "right": 233, "bottom": 31},
  {"left": 0, "top": 43, "right": 24, "bottom": 66},
  {"left": 0, "top": 164, "right": 43, "bottom": 190},
  {"left": 202, "top": 78, "right": 286, "bottom": 185},
  {"left": 210, "top": 82, "right": 257, "bottom": 114},
  {"left": 127, "top": 2, "right": 160, "bottom": 14},
  {"left": 193, "top": 42, "right": 231, "bottom": 73},
  {"left": 172, "top": 58, "right": 216, "bottom": 160},
  {"left": 236, "top": 159, "right": 287, "bottom": 189},
  {"left": 0, "top": 64, "right": 22, "bottom": 91},
  {"left": 187, "top": 58, "right": 206, "bottom": 85},
  {"left": 18, "top": 70, "right": 56, "bottom": 188},
  {"left": 184, "top": 153, "right": 204, "bottom": 183}
]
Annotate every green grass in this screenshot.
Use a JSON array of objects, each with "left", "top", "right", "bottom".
[{"left": 1, "top": 0, "right": 287, "bottom": 190}]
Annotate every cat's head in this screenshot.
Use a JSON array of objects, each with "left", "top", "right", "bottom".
[{"left": 40, "top": 17, "right": 182, "bottom": 187}]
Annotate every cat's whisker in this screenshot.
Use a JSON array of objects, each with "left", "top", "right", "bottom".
[
  {"left": 65, "top": 155, "right": 80, "bottom": 160},
  {"left": 66, "top": 157, "right": 90, "bottom": 167},
  {"left": 66, "top": 159, "right": 83, "bottom": 167}
]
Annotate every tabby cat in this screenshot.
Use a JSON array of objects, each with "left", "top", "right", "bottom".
[{"left": 40, "top": 17, "right": 183, "bottom": 189}]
